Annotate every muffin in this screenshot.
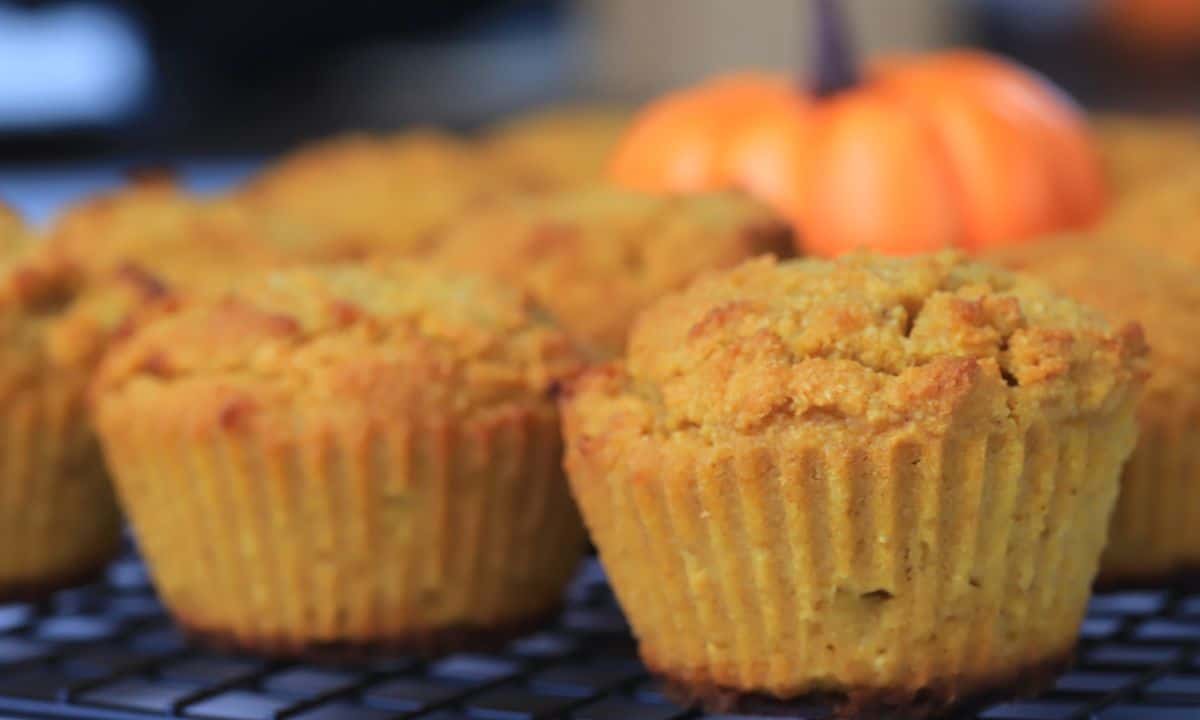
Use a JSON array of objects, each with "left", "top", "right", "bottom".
[
  {"left": 562, "top": 253, "right": 1145, "bottom": 718},
  {"left": 45, "top": 177, "right": 326, "bottom": 289},
  {"left": 428, "top": 186, "right": 793, "bottom": 356},
  {"left": 1101, "top": 167, "right": 1200, "bottom": 269},
  {"left": 92, "top": 260, "right": 588, "bottom": 657},
  {"left": 1093, "top": 115, "right": 1200, "bottom": 197},
  {"left": 237, "top": 130, "right": 505, "bottom": 257},
  {"left": 483, "top": 106, "right": 630, "bottom": 190},
  {"left": 0, "top": 224, "right": 163, "bottom": 600},
  {"left": 991, "top": 235, "right": 1200, "bottom": 586},
  {"left": 0, "top": 204, "right": 27, "bottom": 254}
]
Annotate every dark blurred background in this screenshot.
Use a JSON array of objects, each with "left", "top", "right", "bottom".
[
  {"left": 0, "top": 0, "right": 581, "bottom": 161},
  {"left": 0, "top": 0, "right": 1197, "bottom": 185}
]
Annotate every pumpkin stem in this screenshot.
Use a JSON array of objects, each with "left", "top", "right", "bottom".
[{"left": 811, "top": 0, "right": 859, "bottom": 97}]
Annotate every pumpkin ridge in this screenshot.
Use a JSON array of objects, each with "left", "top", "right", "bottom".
[{"left": 869, "top": 77, "right": 971, "bottom": 251}]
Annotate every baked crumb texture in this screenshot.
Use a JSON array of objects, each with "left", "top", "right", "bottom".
[
  {"left": 93, "top": 260, "right": 588, "bottom": 657},
  {"left": 236, "top": 130, "right": 508, "bottom": 258},
  {"left": 43, "top": 175, "right": 348, "bottom": 291},
  {"left": 42, "top": 117, "right": 790, "bottom": 336},
  {"left": 562, "top": 252, "right": 1146, "bottom": 718},
  {"left": 430, "top": 186, "right": 794, "bottom": 356},
  {"left": 992, "top": 235, "right": 1200, "bottom": 587},
  {"left": 0, "top": 220, "right": 161, "bottom": 601}
]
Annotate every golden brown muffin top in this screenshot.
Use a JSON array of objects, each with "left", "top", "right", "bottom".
[
  {"left": 567, "top": 253, "right": 1145, "bottom": 442},
  {"left": 0, "top": 242, "right": 167, "bottom": 397},
  {"left": 237, "top": 130, "right": 506, "bottom": 257},
  {"left": 1102, "top": 167, "right": 1200, "bottom": 269},
  {"left": 989, "top": 234, "right": 1200, "bottom": 411},
  {"left": 483, "top": 106, "right": 630, "bottom": 190},
  {"left": 1093, "top": 114, "right": 1200, "bottom": 196},
  {"left": 428, "top": 186, "right": 793, "bottom": 356},
  {"left": 94, "top": 260, "right": 586, "bottom": 429},
  {"left": 44, "top": 177, "right": 320, "bottom": 290}
]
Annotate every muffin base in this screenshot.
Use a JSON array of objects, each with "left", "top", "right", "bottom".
[
  {"left": 0, "top": 559, "right": 110, "bottom": 603},
  {"left": 659, "top": 647, "right": 1074, "bottom": 720},
  {"left": 177, "top": 604, "right": 562, "bottom": 662}
]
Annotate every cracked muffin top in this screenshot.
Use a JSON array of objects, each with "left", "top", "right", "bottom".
[
  {"left": 93, "top": 260, "right": 586, "bottom": 431},
  {"left": 989, "top": 234, "right": 1200, "bottom": 415},
  {"left": 428, "top": 186, "right": 794, "bottom": 356},
  {"left": 567, "top": 252, "right": 1146, "bottom": 442},
  {"left": 237, "top": 130, "right": 506, "bottom": 257}
]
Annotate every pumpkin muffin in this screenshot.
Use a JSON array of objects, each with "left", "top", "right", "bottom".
[
  {"left": 562, "top": 253, "right": 1145, "bottom": 718},
  {"left": 991, "top": 235, "right": 1200, "bottom": 587},
  {"left": 45, "top": 177, "right": 329, "bottom": 290},
  {"left": 1102, "top": 166, "right": 1200, "bottom": 269},
  {"left": 1093, "top": 115, "right": 1200, "bottom": 197},
  {"left": 92, "top": 260, "right": 588, "bottom": 657},
  {"left": 428, "top": 186, "right": 793, "bottom": 356},
  {"left": 0, "top": 227, "right": 164, "bottom": 600},
  {"left": 237, "top": 130, "right": 505, "bottom": 258},
  {"left": 483, "top": 106, "right": 630, "bottom": 190}
]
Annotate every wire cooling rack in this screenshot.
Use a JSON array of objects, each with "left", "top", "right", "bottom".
[{"left": 0, "top": 549, "right": 1195, "bottom": 720}]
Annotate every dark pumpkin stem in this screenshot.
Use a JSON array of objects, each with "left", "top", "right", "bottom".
[{"left": 811, "top": 0, "right": 859, "bottom": 97}]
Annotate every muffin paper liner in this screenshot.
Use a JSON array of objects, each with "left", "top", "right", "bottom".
[
  {"left": 0, "top": 382, "right": 122, "bottom": 600},
  {"left": 102, "top": 405, "right": 586, "bottom": 657},
  {"left": 567, "top": 411, "right": 1134, "bottom": 713},
  {"left": 1100, "top": 401, "right": 1200, "bottom": 586}
]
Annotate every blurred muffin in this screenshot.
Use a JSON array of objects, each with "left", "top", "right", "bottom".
[
  {"left": 0, "top": 224, "right": 163, "bottom": 600},
  {"left": 1102, "top": 166, "right": 1200, "bottom": 269},
  {"left": 562, "top": 253, "right": 1145, "bottom": 718},
  {"left": 237, "top": 130, "right": 505, "bottom": 257},
  {"left": 428, "top": 187, "right": 793, "bottom": 356},
  {"left": 45, "top": 177, "right": 327, "bottom": 290},
  {"left": 483, "top": 106, "right": 630, "bottom": 190},
  {"left": 1093, "top": 115, "right": 1200, "bottom": 197},
  {"left": 93, "top": 260, "right": 587, "bottom": 657},
  {"left": 991, "top": 235, "right": 1200, "bottom": 586},
  {"left": 0, "top": 204, "right": 28, "bottom": 255}
]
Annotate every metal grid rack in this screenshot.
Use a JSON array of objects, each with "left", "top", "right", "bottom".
[{"left": 0, "top": 552, "right": 1196, "bottom": 720}]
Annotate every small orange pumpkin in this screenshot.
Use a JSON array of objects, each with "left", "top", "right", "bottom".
[{"left": 610, "top": 1, "right": 1107, "bottom": 257}]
